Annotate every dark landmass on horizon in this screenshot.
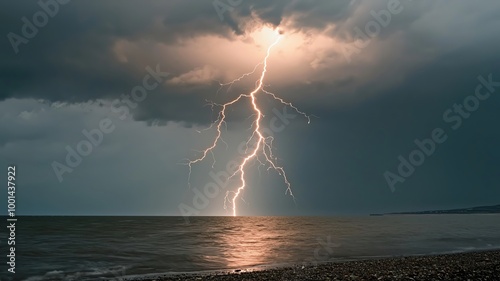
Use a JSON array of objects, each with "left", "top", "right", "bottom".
[{"left": 370, "top": 204, "right": 500, "bottom": 216}]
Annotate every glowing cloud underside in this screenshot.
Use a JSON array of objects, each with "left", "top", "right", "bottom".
[{"left": 187, "top": 30, "right": 310, "bottom": 216}]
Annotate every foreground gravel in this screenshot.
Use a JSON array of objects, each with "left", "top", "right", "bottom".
[{"left": 134, "top": 250, "right": 500, "bottom": 281}]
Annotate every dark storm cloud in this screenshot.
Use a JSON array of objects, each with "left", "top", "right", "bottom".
[{"left": 1, "top": 0, "right": 500, "bottom": 126}]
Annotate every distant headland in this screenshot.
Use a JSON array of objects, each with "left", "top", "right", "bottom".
[{"left": 371, "top": 204, "right": 500, "bottom": 216}]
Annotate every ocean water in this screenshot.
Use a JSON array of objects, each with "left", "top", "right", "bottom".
[{"left": 2, "top": 215, "right": 500, "bottom": 280}]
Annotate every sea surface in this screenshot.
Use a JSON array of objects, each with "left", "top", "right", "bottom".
[{"left": 1, "top": 215, "right": 500, "bottom": 280}]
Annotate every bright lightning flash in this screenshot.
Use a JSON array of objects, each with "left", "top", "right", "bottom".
[{"left": 186, "top": 29, "right": 310, "bottom": 216}]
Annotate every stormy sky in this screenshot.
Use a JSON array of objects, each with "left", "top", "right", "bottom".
[{"left": 1, "top": 0, "right": 499, "bottom": 216}]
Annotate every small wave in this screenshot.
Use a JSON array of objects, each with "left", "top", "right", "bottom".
[
  {"left": 23, "top": 266, "right": 129, "bottom": 281},
  {"left": 427, "top": 245, "right": 500, "bottom": 256},
  {"left": 24, "top": 271, "right": 64, "bottom": 281}
]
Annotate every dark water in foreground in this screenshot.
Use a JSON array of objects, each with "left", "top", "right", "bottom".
[{"left": 2, "top": 215, "right": 500, "bottom": 280}]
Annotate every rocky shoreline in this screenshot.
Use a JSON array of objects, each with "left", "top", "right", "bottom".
[{"left": 133, "top": 250, "right": 499, "bottom": 281}]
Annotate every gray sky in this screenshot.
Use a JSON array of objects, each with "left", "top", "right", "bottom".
[{"left": 1, "top": 0, "right": 499, "bottom": 216}]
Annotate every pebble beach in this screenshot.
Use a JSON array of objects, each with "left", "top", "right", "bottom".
[{"left": 134, "top": 250, "right": 500, "bottom": 281}]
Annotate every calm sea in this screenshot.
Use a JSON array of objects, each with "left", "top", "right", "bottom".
[{"left": 1, "top": 215, "right": 499, "bottom": 280}]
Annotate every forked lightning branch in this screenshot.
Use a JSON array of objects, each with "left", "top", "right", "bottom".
[{"left": 185, "top": 30, "right": 311, "bottom": 216}]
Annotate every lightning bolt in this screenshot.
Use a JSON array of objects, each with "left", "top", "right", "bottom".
[{"left": 186, "top": 30, "right": 310, "bottom": 216}]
